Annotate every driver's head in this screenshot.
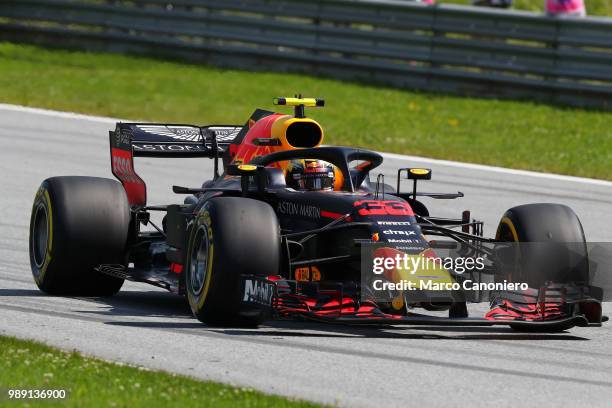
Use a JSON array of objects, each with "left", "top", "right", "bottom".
[{"left": 286, "top": 159, "right": 335, "bottom": 191}]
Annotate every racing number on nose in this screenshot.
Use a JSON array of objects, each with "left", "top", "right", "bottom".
[{"left": 354, "top": 200, "right": 413, "bottom": 216}]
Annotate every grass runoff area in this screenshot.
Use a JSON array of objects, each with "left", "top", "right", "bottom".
[
  {"left": 443, "top": 0, "right": 612, "bottom": 16},
  {"left": 0, "top": 43, "right": 610, "bottom": 180},
  {"left": 0, "top": 335, "right": 323, "bottom": 408}
]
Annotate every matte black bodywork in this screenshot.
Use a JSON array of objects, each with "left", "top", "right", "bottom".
[{"left": 94, "top": 115, "right": 604, "bottom": 331}]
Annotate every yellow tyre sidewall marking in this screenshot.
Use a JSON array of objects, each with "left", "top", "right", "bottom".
[
  {"left": 36, "top": 188, "right": 53, "bottom": 284},
  {"left": 197, "top": 215, "right": 214, "bottom": 309},
  {"left": 496, "top": 216, "right": 520, "bottom": 283},
  {"left": 497, "top": 216, "right": 519, "bottom": 242},
  {"left": 187, "top": 210, "right": 215, "bottom": 312}
]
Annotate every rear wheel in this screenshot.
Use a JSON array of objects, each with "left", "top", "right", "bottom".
[
  {"left": 185, "top": 197, "right": 280, "bottom": 327},
  {"left": 29, "top": 176, "right": 129, "bottom": 296}
]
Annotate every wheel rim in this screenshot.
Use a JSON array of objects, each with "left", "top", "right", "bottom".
[
  {"left": 189, "top": 225, "right": 210, "bottom": 295},
  {"left": 32, "top": 202, "right": 49, "bottom": 268}
]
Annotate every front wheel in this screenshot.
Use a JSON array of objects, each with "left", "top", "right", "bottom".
[
  {"left": 185, "top": 197, "right": 280, "bottom": 327},
  {"left": 495, "top": 203, "right": 588, "bottom": 288}
]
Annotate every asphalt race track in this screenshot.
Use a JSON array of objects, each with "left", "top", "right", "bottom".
[{"left": 1, "top": 104, "right": 612, "bottom": 407}]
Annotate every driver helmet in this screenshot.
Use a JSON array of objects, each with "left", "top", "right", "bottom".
[{"left": 286, "top": 159, "right": 335, "bottom": 191}]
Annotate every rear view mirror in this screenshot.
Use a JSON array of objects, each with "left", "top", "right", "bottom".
[{"left": 406, "top": 168, "right": 432, "bottom": 180}]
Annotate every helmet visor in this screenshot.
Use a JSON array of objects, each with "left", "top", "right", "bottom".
[{"left": 294, "top": 171, "right": 334, "bottom": 191}]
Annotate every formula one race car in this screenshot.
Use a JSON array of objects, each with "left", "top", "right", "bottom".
[{"left": 28, "top": 97, "right": 605, "bottom": 331}]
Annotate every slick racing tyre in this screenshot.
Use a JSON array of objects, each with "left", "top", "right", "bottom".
[
  {"left": 495, "top": 203, "right": 588, "bottom": 288},
  {"left": 29, "top": 176, "right": 129, "bottom": 296},
  {"left": 185, "top": 197, "right": 280, "bottom": 327}
]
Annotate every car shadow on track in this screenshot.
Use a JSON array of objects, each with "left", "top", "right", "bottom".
[
  {"left": 0, "top": 288, "right": 45, "bottom": 297},
  {"left": 103, "top": 319, "right": 588, "bottom": 341},
  {"left": 0, "top": 287, "right": 190, "bottom": 319},
  {"left": 75, "top": 290, "right": 192, "bottom": 319},
  {"left": 209, "top": 321, "right": 589, "bottom": 341}
]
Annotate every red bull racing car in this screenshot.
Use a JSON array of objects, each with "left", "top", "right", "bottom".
[{"left": 29, "top": 97, "right": 605, "bottom": 331}]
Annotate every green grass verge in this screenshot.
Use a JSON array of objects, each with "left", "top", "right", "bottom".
[
  {"left": 0, "top": 335, "right": 324, "bottom": 407},
  {"left": 0, "top": 43, "right": 610, "bottom": 180},
  {"left": 443, "top": 0, "right": 612, "bottom": 17}
]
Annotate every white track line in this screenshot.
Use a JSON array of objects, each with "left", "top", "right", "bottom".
[
  {"left": 0, "top": 103, "right": 125, "bottom": 124},
  {"left": 2, "top": 103, "right": 611, "bottom": 187}
]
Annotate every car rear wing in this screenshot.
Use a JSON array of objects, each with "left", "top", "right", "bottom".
[
  {"left": 111, "top": 122, "right": 242, "bottom": 158},
  {"left": 109, "top": 122, "right": 242, "bottom": 206}
]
